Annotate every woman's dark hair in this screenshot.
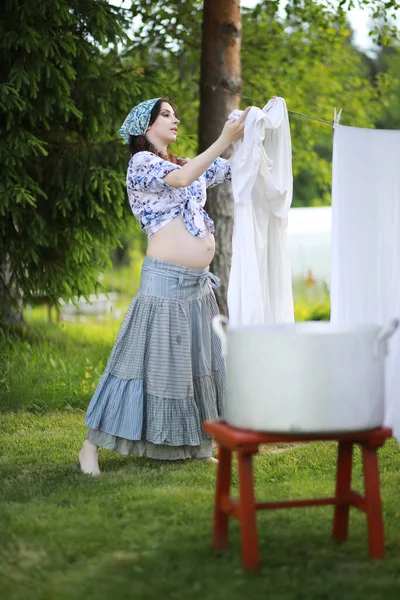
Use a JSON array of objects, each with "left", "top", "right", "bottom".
[{"left": 128, "top": 97, "right": 186, "bottom": 166}]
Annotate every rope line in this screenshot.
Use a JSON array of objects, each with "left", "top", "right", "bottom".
[{"left": 201, "top": 82, "right": 334, "bottom": 127}]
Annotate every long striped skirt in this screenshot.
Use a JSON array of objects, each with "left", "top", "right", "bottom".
[{"left": 85, "top": 256, "right": 226, "bottom": 460}]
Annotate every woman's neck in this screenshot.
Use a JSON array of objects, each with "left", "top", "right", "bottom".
[{"left": 146, "top": 133, "right": 167, "bottom": 154}]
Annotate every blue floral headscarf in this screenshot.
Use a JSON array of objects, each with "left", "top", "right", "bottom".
[{"left": 119, "top": 98, "right": 161, "bottom": 142}]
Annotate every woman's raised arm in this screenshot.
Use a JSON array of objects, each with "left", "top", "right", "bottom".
[{"left": 163, "top": 107, "right": 251, "bottom": 188}]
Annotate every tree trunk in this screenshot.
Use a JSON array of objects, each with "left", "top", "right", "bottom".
[{"left": 199, "top": 0, "right": 242, "bottom": 316}]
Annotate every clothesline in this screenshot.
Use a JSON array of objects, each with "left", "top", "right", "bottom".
[
  {"left": 201, "top": 81, "right": 334, "bottom": 127},
  {"left": 242, "top": 93, "right": 333, "bottom": 126}
]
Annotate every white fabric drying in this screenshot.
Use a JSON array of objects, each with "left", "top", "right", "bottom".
[
  {"left": 331, "top": 124, "right": 400, "bottom": 440},
  {"left": 227, "top": 97, "right": 294, "bottom": 326}
]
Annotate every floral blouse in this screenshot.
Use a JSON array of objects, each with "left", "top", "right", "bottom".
[{"left": 126, "top": 151, "right": 231, "bottom": 238}]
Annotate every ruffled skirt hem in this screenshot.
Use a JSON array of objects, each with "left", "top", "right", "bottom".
[
  {"left": 85, "top": 370, "right": 224, "bottom": 447},
  {"left": 86, "top": 429, "right": 213, "bottom": 460}
]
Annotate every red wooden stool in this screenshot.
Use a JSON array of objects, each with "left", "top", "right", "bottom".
[{"left": 204, "top": 421, "right": 392, "bottom": 571}]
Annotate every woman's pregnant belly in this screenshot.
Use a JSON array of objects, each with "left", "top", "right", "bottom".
[{"left": 146, "top": 215, "right": 216, "bottom": 269}]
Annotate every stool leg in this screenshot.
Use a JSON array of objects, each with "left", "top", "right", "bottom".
[
  {"left": 213, "top": 445, "right": 232, "bottom": 551},
  {"left": 333, "top": 441, "right": 353, "bottom": 542},
  {"left": 238, "top": 451, "right": 259, "bottom": 571},
  {"left": 362, "top": 445, "right": 385, "bottom": 559}
]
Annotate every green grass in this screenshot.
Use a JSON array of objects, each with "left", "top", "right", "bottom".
[
  {"left": 0, "top": 320, "right": 118, "bottom": 412},
  {"left": 0, "top": 255, "right": 142, "bottom": 413},
  {"left": 1, "top": 411, "right": 400, "bottom": 600},
  {"left": 1, "top": 275, "right": 399, "bottom": 598}
]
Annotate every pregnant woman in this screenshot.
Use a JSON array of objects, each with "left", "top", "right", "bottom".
[{"left": 79, "top": 97, "right": 249, "bottom": 474}]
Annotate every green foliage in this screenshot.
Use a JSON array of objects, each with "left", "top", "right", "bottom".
[
  {"left": 0, "top": 0, "right": 151, "bottom": 311},
  {"left": 295, "top": 298, "right": 331, "bottom": 321},
  {"left": 241, "top": 0, "right": 397, "bottom": 207},
  {"left": 129, "top": 0, "right": 203, "bottom": 53},
  {"left": 293, "top": 276, "right": 331, "bottom": 320},
  {"left": 375, "top": 46, "right": 400, "bottom": 128},
  {"left": 125, "top": 0, "right": 203, "bottom": 157}
]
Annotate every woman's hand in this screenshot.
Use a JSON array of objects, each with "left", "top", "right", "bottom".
[{"left": 219, "top": 106, "right": 251, "bottom": 147}]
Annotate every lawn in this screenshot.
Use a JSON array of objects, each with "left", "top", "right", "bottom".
[
  {"left": 1, "top": 411, "right": 400, "bottom": 600},
  {"left": 1, "top": 274, "right": 400, "bottom": 599}
]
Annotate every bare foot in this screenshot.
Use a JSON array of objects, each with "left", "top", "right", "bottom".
[
  {"left": 78, "top": 440, "right": 101, "bottom": 476},
  {"left": 196, "top": 456, "right": 218, "bottom": 463}
]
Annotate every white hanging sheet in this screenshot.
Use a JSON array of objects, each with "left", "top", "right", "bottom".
[
  {"left": 228, "top": 97, "right": 294, "bottom": 326},
  {"left": 331, "top": 124, "right": 400, "bottom": 439}
]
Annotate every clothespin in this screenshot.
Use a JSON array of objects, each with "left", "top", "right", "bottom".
[{"left": 333, "top": 107, "right": 342, "bottom": 127}]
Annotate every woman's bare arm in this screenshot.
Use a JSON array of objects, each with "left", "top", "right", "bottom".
[{"left": 164, "top": 107, "right": 251, "bottom": 188}]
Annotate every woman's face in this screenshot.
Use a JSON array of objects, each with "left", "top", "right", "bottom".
[{"left": 147, "top": 102, "right": 180, "bottom": 145}]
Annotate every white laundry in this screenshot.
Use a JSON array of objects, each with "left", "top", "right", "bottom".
[
  {"left": 227, "top": 97, "right": 294, "bottom": 326},
  {"left": 331, "top": 124, "right": 400, "bottom": 440}
]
